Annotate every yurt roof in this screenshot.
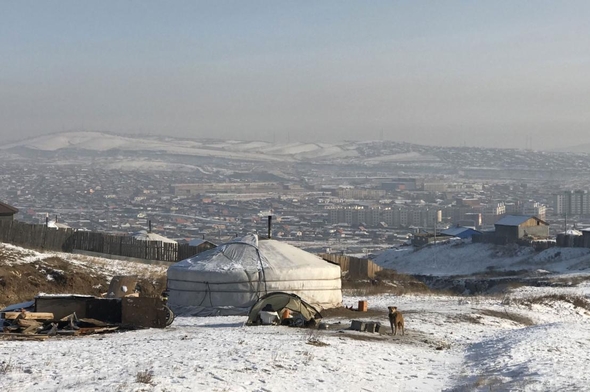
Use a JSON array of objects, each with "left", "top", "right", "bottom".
[{"left": 171, "top": 234, "right": 335, "bottom": 272}]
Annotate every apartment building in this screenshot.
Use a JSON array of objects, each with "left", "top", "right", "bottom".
[
  {"left": 521, "top": 201, "right": 546, "bottom": 221},
  {"left": 554, "top": 190, "right": 590, "bottom": 216}
]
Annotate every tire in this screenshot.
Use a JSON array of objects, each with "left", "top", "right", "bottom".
[{"left": 164, "top": 305, "right": 175, "bottom": 326}]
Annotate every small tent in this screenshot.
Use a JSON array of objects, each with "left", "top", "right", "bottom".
[
  {"left": 246, "top": 292, "right": 321, "bottom": 326},
  {"left": 166, "top": 234, "right": 342, "bottom": 316}
]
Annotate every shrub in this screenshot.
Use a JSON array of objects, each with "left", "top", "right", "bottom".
[{"left": 136, "top": 370, "right": 154, "bottom": 385}]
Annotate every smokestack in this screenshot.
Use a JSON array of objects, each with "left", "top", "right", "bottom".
[
  {"left": 45, "top": 213, "right": 49, "bottom": 227},
  {"left": 267, "top": 215, "right": 272, "bottom": 239},
  {"left": 55, "top": 215, "right": 58, "bottom": 223},
  {"left": 148, "top": 220, "right": 152, "bottom": 233}
]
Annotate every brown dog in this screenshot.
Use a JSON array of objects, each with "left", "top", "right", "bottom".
[{"left": 388, "top": 306, "right": 405, "bottom": 336}]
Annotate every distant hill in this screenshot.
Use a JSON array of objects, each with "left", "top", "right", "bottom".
[
  {"left": 5, "top": 131, "right": 590, "bottom": 175},
  {"left": 552, "top": 143, "right": 590, "bottom": 154},
  {"left": 0, "top": 131, "right": 439, "bottom": 164}
]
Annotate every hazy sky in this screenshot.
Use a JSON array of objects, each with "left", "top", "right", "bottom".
[{"left": 1, "top": 1, "right": 589, "bottom": 149}]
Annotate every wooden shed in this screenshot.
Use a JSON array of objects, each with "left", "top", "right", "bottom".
[{"left": 494, "top": 215, "right": 549, "bottom": 243}]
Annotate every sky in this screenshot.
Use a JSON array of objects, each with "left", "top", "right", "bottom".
[{"left": 1, "top": 1, "right": 589, "bottom": 150}]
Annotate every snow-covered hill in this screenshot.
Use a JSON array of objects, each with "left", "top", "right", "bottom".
[
  {"left": 374, "top": 241, "right": 590, "bottom": 276},
  {"left": 0, "top": 131, "right": 434, "bottom": 164}
]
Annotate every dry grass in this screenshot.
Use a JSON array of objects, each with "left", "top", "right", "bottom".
[
  {"left": 0, "top": 359, "right": 14, "bottom": 374},
  {"left": 306, "top": 337, "right": 330, "bottom": 347},
  {"left": 479, "top": 309, "right": 535, "bottom": 326},
  {"left": 342, "top": 269, "right": 432, "bottom": 296},
  {"left": 305, "top": 329, "right": 329, "bottom": 347},
  {"left": 135, "top": 370, "right": 154, "bottom": 385},
  {"left": 547, "top": 275, "right": 590, "bottom": 287},
  {"left": 503, "top": 294, "right": 590, "bottom": 311},
  {"left": 447, "top": 308, "right": 534, "bottom": 326},
  {"left": 449, "top": 313, "right": 485, "bottom": 324},
  {"left": 473, "top": 375, "right": 504, "bottom": 389}
]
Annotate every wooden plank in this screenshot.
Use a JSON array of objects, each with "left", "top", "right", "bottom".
[
  {"left": 56, "top": 330, "right": 80, "bottom": 336},
  {"left": 16, "top": 319, "right": 42, "bottom": 328},
  {"left": 2, "top": 312, "right": 54, "bottom": 320},
  {"left": 0, "top": 333, "right": 49, "bottom": 340},
  {"left": 78, "top": 326, "right": 119, "bottom": 335},
  {"left": 22, "top": 324, "right": 42, "bottom": 334},
  {"left": 78, "top": 318, "right": 110, "bottom": 327}
]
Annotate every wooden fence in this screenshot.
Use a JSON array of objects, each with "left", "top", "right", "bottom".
[
  {"left": 318, "top": 253, "right": 383, "bottom": 279},
  {"left": 0, "top": 220, "right": 75, "bottom": 251},
  {"left": 0, "top": 220, "right": 386, "bottom": 276},
  {"left": 0, "top": 220, "right": 215, "bottom": 262}
]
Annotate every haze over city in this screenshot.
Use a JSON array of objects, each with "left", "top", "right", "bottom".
[{"left": 2, "top": 1, "right": 590, "bottom": 149}]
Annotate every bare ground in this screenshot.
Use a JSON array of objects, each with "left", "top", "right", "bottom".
[{"left": 0, "top": 251, "right": 167, "bottom": 309}]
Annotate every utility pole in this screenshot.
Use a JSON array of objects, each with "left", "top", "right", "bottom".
[
  {"left": 433, "top": 215, "right": 438, "bottom": 268},
  {"left": 434, "top": 216, "right": 437, "bottom": 245}
]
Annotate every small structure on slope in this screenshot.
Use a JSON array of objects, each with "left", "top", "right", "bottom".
[
  {"left": 494, "top": 215, "right": 549, "bottom": 243},
  {"left": 440, "top": 226, "right": 481, "bottom": 240}
]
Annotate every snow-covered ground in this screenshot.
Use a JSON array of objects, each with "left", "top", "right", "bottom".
[
  {"left": 0, "top": 242, "right": 167, "bottom": 279},
  {"left": 4, "top": 241, "right": 590, "bottom": 391},
  {"left": 374, "top": 241, "right": 590, "bottom": 276},
  {"left": 3, "top": 290, "right": 590, "bottom": 391}
]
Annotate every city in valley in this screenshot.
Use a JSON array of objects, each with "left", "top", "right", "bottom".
[{"left": 2, "top": 131, "right": 590, "bottom": 255}]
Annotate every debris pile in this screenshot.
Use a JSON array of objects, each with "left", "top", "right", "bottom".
[
  {"left": 1, "top": 276, "right": 174, "bottom": 340},
  {"left": 1, "top": 309, "right": 120, "bottom": 340}
]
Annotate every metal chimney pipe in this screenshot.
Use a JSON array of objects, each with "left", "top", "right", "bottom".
[
  {"left": 267, "top": 215, "right": 272, "bottom": 239},
  {"left": 148, "top": 220, "right": 152, "bottom": 233}
]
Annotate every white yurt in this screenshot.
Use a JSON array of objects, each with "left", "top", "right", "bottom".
[{"left": 166, "top": 234, "right": 342, "bottom": 316}]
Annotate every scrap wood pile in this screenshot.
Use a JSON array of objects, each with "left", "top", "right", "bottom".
[
  {"left": 1, "top": 309, "right": 119, "bottom": 340},
  {"left": 0, "top": 276, "right": 174, "bottom": 341}
]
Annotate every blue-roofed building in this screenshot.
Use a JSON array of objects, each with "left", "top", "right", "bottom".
[
  {"left": 494, "top": 215, "right": 549, "bottom": 243},
  {"left": 440, "top": 226, "right": 481, "bottom": 239}
]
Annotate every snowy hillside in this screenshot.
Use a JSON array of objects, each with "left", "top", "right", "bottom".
[
  {"left": 374, "top": 241, "right": 590, "bottom": 276},
  {"left": 0, "top": 131, "right": 434, "bottom": 164}
]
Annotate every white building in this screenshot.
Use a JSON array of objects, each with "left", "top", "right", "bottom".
[{"left": 521, "top": 201, "right": 546, "bottom": 221}]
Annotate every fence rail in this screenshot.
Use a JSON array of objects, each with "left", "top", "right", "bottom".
[{"left": 0, "top": 220, "right": 214, "bottom": 262}]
